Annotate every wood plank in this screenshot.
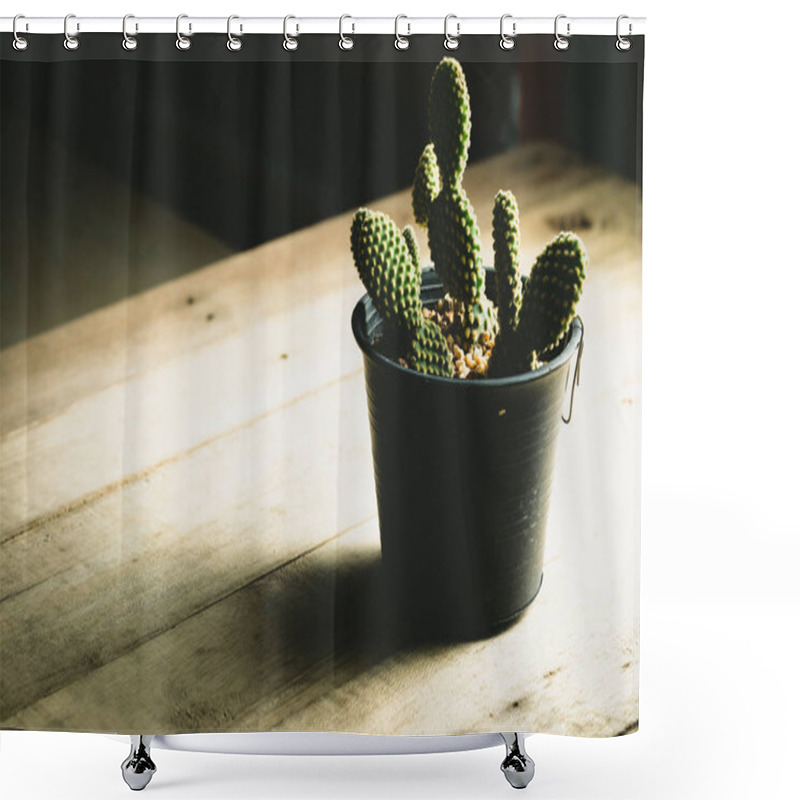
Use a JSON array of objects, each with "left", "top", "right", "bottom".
[
  {"left": 0, "top": 373, "right": 376, "bottom": 720},
  {"left": 0, "top": 294, "right": 364, "bottom": 544}
]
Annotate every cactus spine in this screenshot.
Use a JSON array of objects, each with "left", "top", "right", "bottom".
[{"left": 350, "top": 56, "right": 587, "bottom": 381}]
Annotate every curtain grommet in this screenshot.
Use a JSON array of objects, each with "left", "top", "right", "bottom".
[
  {"left": 227, "top": 15, "right": 242, "bottom": 51},
  {"left": 339, "top": 15, "right": 354, "bottom": 51},
  {"left": 176, "top": 13, "right": 191, "bottom": 50},
  {"left": 283, "top": 15, "right": 299, "bottom": 51},
  {"left": 444, "top": 14, "right": 459, "bottom": 50},
  {"left": 394, "top": 15, "right": 410, "bottom": 50},
  {"left": 616, "top": 15, "right": 632, "bottom": 51},
  {"left": 12, "top": 14, "right": 28, "bottom": 51},
  {"left": 122, "top": 14, "right": 138, "bottom": 51},
  {"left": 553, "top": 14, "right": 570, "bottom": 51},
  {"left": 499, "top": 14, "right": 515, "bottom": 50},
  {"left": 63, "top": 13, "right": 79, "bottom": 51}
]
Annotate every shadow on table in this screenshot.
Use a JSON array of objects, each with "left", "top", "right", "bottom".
[
  {"left": 266, "top": 548, "right": 440, "bottom": 674},
  {"left": 258, "top": 541, "right": 517, "bottom": 681}
]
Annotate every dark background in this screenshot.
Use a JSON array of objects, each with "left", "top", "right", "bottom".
[{"left": 1, "top": 36, "right": 642, "bottom": 346}]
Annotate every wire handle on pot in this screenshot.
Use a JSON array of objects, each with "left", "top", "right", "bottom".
[{"left": 562, "top": 320, "right": 584, "bottom": 425}]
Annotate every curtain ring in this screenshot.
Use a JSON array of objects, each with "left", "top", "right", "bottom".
[
  {"left": 444, "top": 14, "right": 459, "bottom": 50},
  {"left": 616, "top": 15, "right": 632, "bottom": 51},
  {"left": 283, "top": 15, "right": 298, "bottom": 51},
  {"left": 553, "top": 14, "right": 570, "bottom": 51},
  {"left": 339, "top": 14, "right": 354, "bottom": 50},
  {"left": 394, "top": 15, "right": 410, "bottom": 50},
  {"left": 12, "top": 15, "right": 28, "bottom": 51},
  {"left": 122, "top": 15, "right": 138, "bottom": 51},
  {"left": 227, "top": 15, "right": 242, "bottom": 51},
  {"left": 176, "top": 14, "right": 191, "bottom": 50},
  {"left": 63, "top": 13, "right": 79, "bottom": 51},
  {"left": 499, "top": 14, "right": 515, "bottom": 50}
]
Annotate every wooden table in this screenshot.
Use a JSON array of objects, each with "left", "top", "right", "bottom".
[{"left": 0, "top": 143, "right": 641, "bottom": 736}]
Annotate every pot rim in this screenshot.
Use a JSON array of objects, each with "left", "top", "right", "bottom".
[{"left": 351, "top": 276, "right": 584, "bottom": 389}]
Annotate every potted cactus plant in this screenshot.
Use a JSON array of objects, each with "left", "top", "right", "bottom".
[{"left": 350, "top": 57, "right": 587, "bottom": 641}]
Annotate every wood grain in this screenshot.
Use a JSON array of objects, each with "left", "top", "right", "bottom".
[{"left": 0, "top": 143, "right": 641, "bottom": 735}]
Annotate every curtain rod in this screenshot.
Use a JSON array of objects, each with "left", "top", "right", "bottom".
[{"left": 1, "top": 16, "right": 646, "bottom": 37}]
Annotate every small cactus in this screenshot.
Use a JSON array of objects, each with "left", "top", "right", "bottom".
[
  {"left": 428, "top": 57, "right": 471, "bottom": 187},
  {"left": 491, "top": 233, "right": 586, "bottom": 377},
  {"left": 350, "top": 208, "right": 423, "bottom": 334},
  {"left": 350, "top": 57, "right": 587, "bottom": 380},
  {"left": 462, "top": 295, "right": 498, "bottom": 347},
  {"left": 492, "top": 190, "right": 522, "bottom": 334},
  {"left": 416, "top": 59, "right": 496, "bottom": 344},
  {"left": 409, "top": 318, "right": 453, "bottom": 376},
  {"left": 427, "top": 184, "right": 484, "bottom": 305},
  {"left": 412, "top": 144, "right": 440, "bottom": 227},
  {"left": 351, "top": 208, "right": 453, "bottom": 377},
  {"left": 402, "top": 225, "right": 421, "bottom": 279},
  {"left": 518, "top": 232, "right": 586, "bottom": 356}
]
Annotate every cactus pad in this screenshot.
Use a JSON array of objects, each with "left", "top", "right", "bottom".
[
  {"left": 518, "top": 232, "right": 586, "bottom": 352},
  {"left": 427, "top": 185, "right": 484, "bottom": 305},
  {"left": 402, "top": 225, "right": 421, "bottom": 279},
  {"left": 492, "top": 190, "right": 522, "bottom": 334},
  {"left": 461, "top": 295, "right": 499, "bottom": 345},
  {"left": 412, "top": 144, "right": 441, "bottom": 227},
  {"left": 408, "top": 318, "right": 454, "bottom": 377},
  {"left": 351, "top": 209, "right": 423, "bottom": 334},
  {"left": 428, "top": 58, "right": 471, "bottom": 187},
  {"left": 491, "top": 232, "right": 586, "bottom": 375}
]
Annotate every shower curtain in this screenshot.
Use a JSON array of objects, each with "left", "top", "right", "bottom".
[{"left": 1, "top": 25, "right": 643, "bottom": 739}]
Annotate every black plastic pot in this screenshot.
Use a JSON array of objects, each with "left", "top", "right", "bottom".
[{"left": 352, "top": 269, "right": 584, "bottom": 641}]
